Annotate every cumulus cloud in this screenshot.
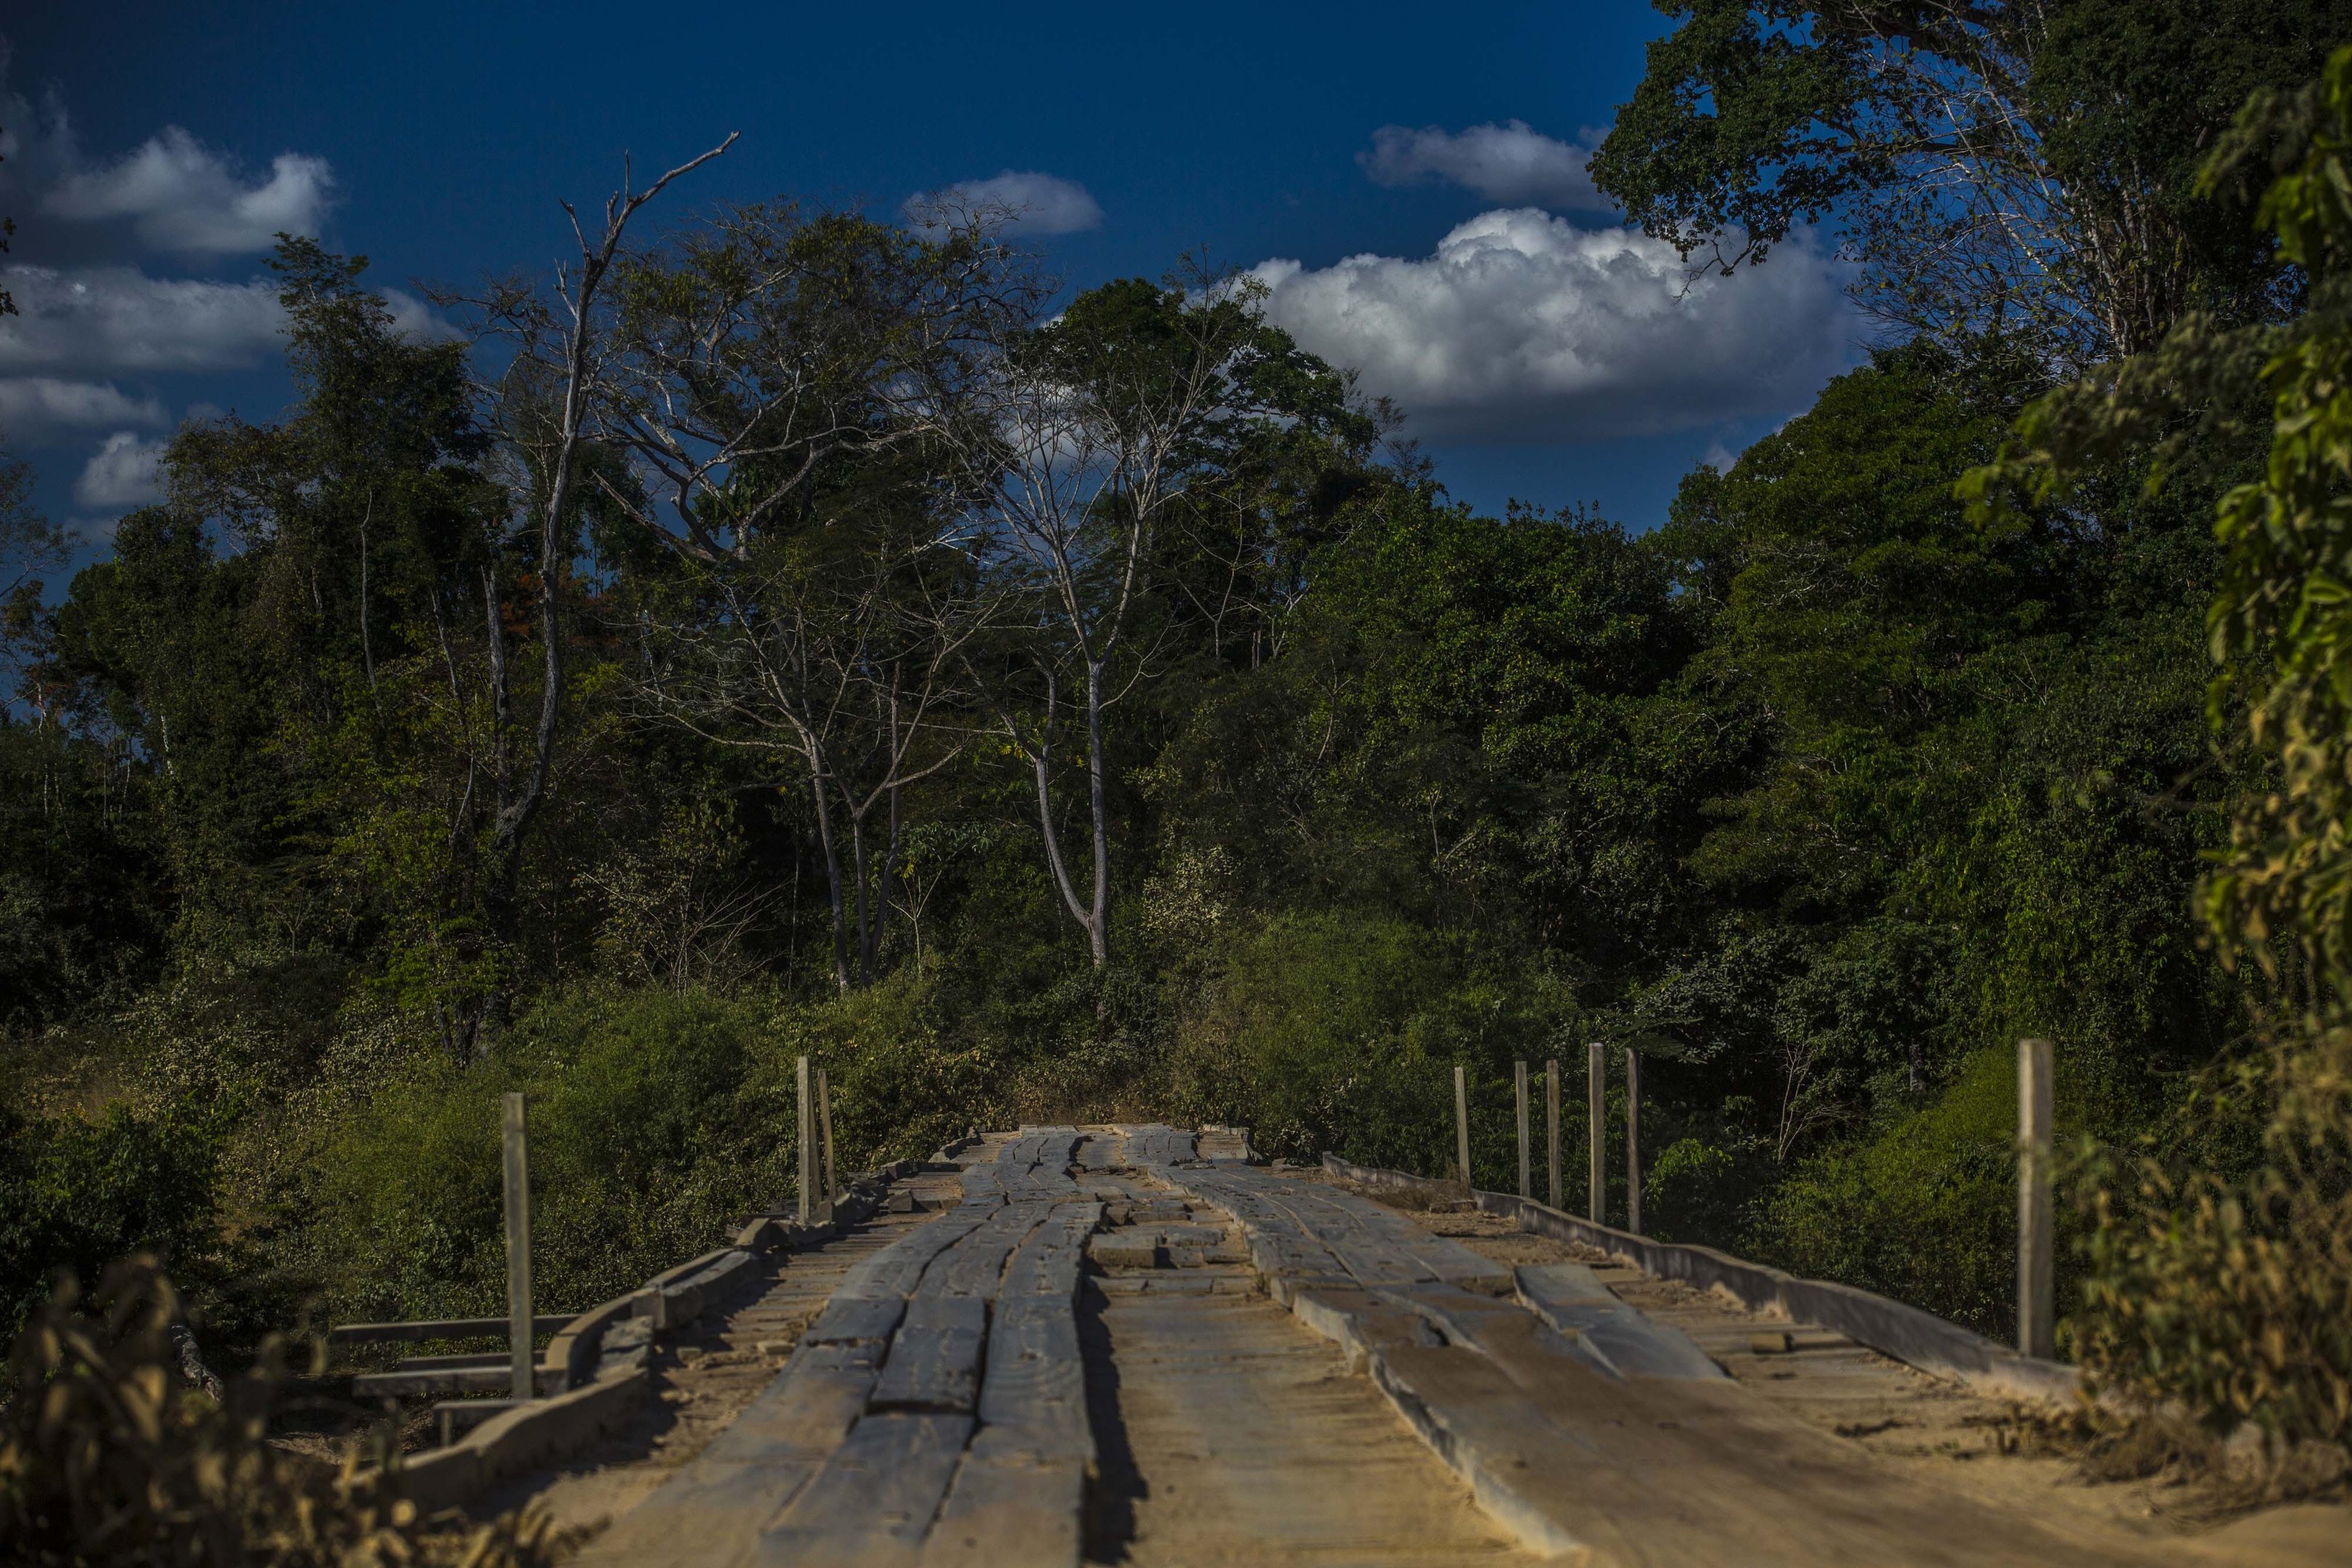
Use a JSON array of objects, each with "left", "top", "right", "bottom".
[
  {"left": 0, "top": 377, "right": 168, "bottom": 441},
  {"left": 1250, "top": 208, "right": 1857, "bottom": 442},
  {"left": 1360, "top": 120, "right": 1609, "bottom": 212},
  {"left": 0, "top": 265, "right": 287, "bottom": 375},
  {"left": 902, "top": 171, "right": 1103, "bottom": 236},
  {"left": 44, "top": 126, "right": 333, "bottom": 255},
  {"left": 73, "top": 431, "right": 168, "bottom": 511}
]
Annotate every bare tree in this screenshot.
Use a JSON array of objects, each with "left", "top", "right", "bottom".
[
  {"left": 958, "top": 276, "right": 1271, "bottom": 970},
  {"left": 452, "top": 135, "right": 734, "bottom": 1037},
  {"left": 600, "top": 206, "right": 1036, "bottom": 990}
]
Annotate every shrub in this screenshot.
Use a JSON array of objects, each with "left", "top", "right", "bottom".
[
  {"left": 0, "top": 1102, "right": 220, "bottom": 1350},
  {"left": 1172, "top": 910, "right": 1553, "bottom": 1175},
  {"left": 0, "top": 1257, "right": 565, "bottom": 1567},
  {"left": 1758, "top": 1048, "right": 2018, "bottom": 1336},
  {"left": 309, "top": 986, "right": 796, "bottom": 1320}
]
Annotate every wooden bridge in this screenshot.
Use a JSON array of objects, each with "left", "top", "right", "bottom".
[{"left": 420, "top": 1124, "right": 2333, "bottom": 1567}]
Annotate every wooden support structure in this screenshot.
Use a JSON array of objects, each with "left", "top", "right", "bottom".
[
  {"left": 2017, "top": 1037, "right": 2054, "bottom": 1359},
  {"left": 500, "top": 1092, "right": 534, "bottom": 1404},
  {"left": 1515, "top": 1060, "right": 1531, "bottom": 1199},
  {"left": 1453, "top": 1065, "right": 1472, "bottom": 1190},
  {"left": 797, "top": 1055, "right": 814, "bottom": 1225},
  {"left": 1545, "top": 1057, "right": 1561, "bottom": 1211},
  {"left": 1625, "top": 1047, "right": 1643, "bottom": 1236},
  {"left": 1587, "top": 1042, "right": 1605, "bottom": 1225},
  {"left": 817, "top": 1066, "right": 838, "bottom": 1216}
]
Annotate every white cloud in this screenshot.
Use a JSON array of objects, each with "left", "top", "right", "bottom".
[
  {"left": 0, "top": 264, "right": 286, "bottom": 375},
  {"left": 43, "top": 126, "right": 333, "bottom": 255},
  {"left": 0, "top": 377, "right": 168, "bottom": 441},
  {"left": 1251, "top": 208, "right": 1857, "bottom": 442},
  {"left": 1360, "top": 121, "right": 1609, "bottom": 213},
  {"left": 902, "top": 171, "right": 1103, "bottom": 236},
  {"left": 73, "top": 431, "right": 169, "bottom": 511},
  {"left": 383, "top": 287, "right": 465, "bottom": 344}
]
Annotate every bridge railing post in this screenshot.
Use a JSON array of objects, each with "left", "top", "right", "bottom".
[
  {"left": 797, "top": 1055, "right": 814, "bottom": 1225},
  {"left": 1516, "top": 1060, "right": 1531, "bottom": 1199},
  {"left": 1587, "top": 1041, "right": 1605, "bottom": 1225},
  {"left": 501, "top": 1091, "right": 534, "bottom": 1403},
  {"left": 1545, "top": 1058, "right": 1561, "bottom": 1210},
  {"left": 2018, "top": 1037, "right": 2054, "bottom": 1358},
  {"left": 1625, "top": 1047, "right": 1643, "bottom": 1236},
  {"left": 1453, "top": 1064, "right": 1473, "bottom": 1191},
  {"left": 817, "top": 1066, "right": 838, "bottom": 1219}
]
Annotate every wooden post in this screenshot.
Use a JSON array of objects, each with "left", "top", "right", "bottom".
[
  {"left": 1515, "top": 1060, "right": 1531, "bottom": 1199},
  {"left": 796, "top": 1055, "right": 814, "bottom": 1225},
  {"left": 817, "top": 1067, "right": 838, "bottom": 1215},
  {"left": 1587, "top": 1042, "right": 1605, "bottom": 1225},
  {"left": 1453, "top": 1064, "right": 1472, "bottom": 1191},
  {"left": 500, "top": 1092, "right": 534, "bottom": 1404},
  {"left": 2018, "top": 1037, "right": 2054, "bottom": 1359},
  {"left": 1625, "top": 1047, "right": 1643, "bottom": 1236},
  {"left": 1545, "top": 1058, "right": 1561, "bottom": 1210}
]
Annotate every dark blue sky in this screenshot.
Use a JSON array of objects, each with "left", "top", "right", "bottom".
[{"left": 1, "top": 2, "right": 1863, "bottom": 551}]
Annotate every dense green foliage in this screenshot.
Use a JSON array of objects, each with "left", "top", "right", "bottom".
[
  {"left": 1, "top": 1, "right": 2345, "bottom": 1469},
  {"left": 1974, "top": 42, "right": 2352, "bottom": 1447}
]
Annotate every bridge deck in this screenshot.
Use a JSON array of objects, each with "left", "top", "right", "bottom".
[{"left": 528, "top": 1127, "right": 2329, "bottom": 1568}]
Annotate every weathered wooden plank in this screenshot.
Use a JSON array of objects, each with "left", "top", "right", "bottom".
[
  {"left": 801, "top": 1294, "right": 907, "bottom": 1348},
  {"left": 571, "top": 1352, "right": 880, "bottom": 1568},
  {"left": 923, "top": 1201, "right": 1053, "bottom": 1299},
  {"left": 918, "top": 1449, "right": 1085, "bottom": 1568},
  {"left": 975, "top": 1296, "right": 1090, "bottom": 1462},
  {"left": 871, "top": 1296, "right": 987, "bottom": 1413},
  {"left": 329, "top": 1313, "right": 573, "bottom": 1345},
  {"left": 1515, "top": 1263, "right": 1726, "bottom": 1381},
  {"left": 835, "top": 1206, "right": 994, "bottom": 1301},
  {"left": 754, "top": 1411, "right": 975, "bottom": 1568},
  {"left": 1255, "top": 1176, "right": 1513, "bottom": 1294},
  {"left": 352, "top": 1363, "right": 560, "bottom": 1399},
  {"left": 999, "top": 1203, "right": 1100, "bottom": 1299}
]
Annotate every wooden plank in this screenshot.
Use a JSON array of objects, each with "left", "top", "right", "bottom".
[
  {"left": 802, "top": 1294, "right": 907, "bottom": 1348},
  {"left": 1511, "top": 1263, "right": 1725, "bottom": 1380},
  {"left": 352, "top": 1364, "right": 560, "bottom": 1399},
  {"left": 1204, "top": 1167, "right": 1512, "bottom": 1296},
  {"left": 577, "top": 1355, "right": 878, "bottom": 1568},
  {"left": 1257, "top": 1185, "right": 1437, "bottom": 1281},
  {"left": 835, "top": 1206, "right": 994, "bottom": 1301},
  {"left": 330, "top": 1313, "right": 573, "bottom": 1345},
  {"left": 918, "top": 1448, "right": 1084, "bottom": 1568},
  {"left": 974, "top": 1296, "right": 1090, "bottom": 1461},
  {"left": 1313, "top": 1283, "right": 2108, "bottom": 1566},
  {"left": 754, "top": 1411, "right": 974, "bottom": 1568},
  {"left": 923, "top": 1202, "right": 1054, "bottom": 1299},
  {"left": 999, "top": 1204, "right": 1099, "bottom": 1299},
  {"left": 871, "top": 1296, "right": 987, "bottom": 1413},
  {"left": 395, "top": 1351, "right": 510, "bottom": 1371}
]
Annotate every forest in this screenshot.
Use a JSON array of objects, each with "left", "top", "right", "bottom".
[{"left": 4, "top": 0, "right": 2351, "bottom": 1477}]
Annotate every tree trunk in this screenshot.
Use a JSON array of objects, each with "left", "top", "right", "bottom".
[
  {"left": 1082, "top": 656, "right": 1110, "bottom": 970},
  {"left": 809, "top": 765, "right": 850, "bottom": 996},
  {"left": 851, "top": 807, "right": 873, "bottom": 987}
]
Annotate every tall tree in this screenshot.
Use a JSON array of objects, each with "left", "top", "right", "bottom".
[
  {"left": 968, "top": 277, "right": 1337, "bottom": 970},
  {"left": 598, "top": 204, "right": 1033, "bottom": 991},
  {"left": 1591, "top": 0, "right": 2346, "bottom": 362}
]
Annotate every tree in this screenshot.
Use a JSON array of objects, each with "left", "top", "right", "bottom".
[
  {"left": 1590, "top": 0, "right": 2347, "bottom": 363},
  {"left": 968, "top": 276, "right": 1339, "bottom": 970},
  {"left": 1966, "top": 47, "right": 2352, "bottom": 1439},
  {"left": 598, "top": 204, "right": 1034, "bottom": 991},
  {"left": 451, "top": 137, "right": 733, "bottom": 1030}
]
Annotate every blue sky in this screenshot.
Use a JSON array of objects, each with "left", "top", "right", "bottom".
[{"left": 0, "top": 1, "right": 1864, "bottom": 558}]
